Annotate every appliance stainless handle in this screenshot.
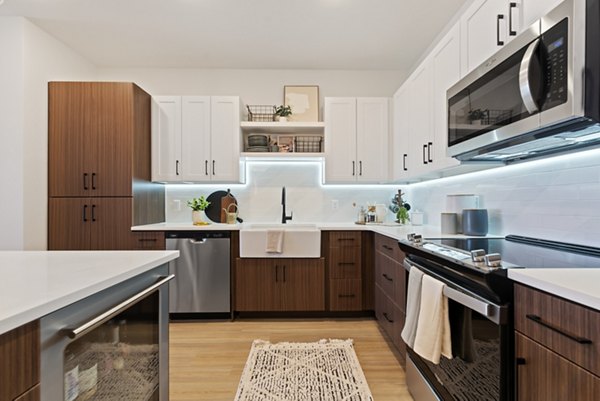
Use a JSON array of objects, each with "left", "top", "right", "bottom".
[
  {"left": 422, "top": 144, "right": 428, "bottom": 165},
  {"left": 509, "top": 2, "right": 517, "bottom": 36},
  {"left": 427, "top": 142, "right": 433, "bottom": 163},
  {"left": 403, "top": 259, "right": 496, "bottom": 320},
  {"left": 519, "top": 38, "right": 541, "bottom": 114},
  {"left": 526, "top": 314, "right": 593, "bottom": 344},
  {"left": 65, "top": 275, "right": 175, "bottom": 340},
  {"left": 189, "top": 238, "right": 207, "bottom": 245},
  {"left": 497, "top": 14, "right": 504, "bottom": 46},
  {"left": 403, "top": 154, "right": 407, "bottom": 171}
]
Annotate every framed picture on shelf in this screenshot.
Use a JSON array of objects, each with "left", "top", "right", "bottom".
[
  {"left": 284, "top": 85, "right": 319, "bottom": 122},
  {"left": 277, "top": 136, "right": 294, "bottom": 153}
]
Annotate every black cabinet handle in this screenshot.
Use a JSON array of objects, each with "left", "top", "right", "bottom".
[
  {"left": 176, "top": 160, "right": 180, "bottom": 176},
  {"left": 338, "top": 294, "right": 356, "bottom": 298},
  {"left": 82, "top": 204, "right": 88, "bottom": 222},
  {"left": 337, "top": 238, "right": 356, "bottom": 242},
  {"left": 205, "top": 160, "right": 209, "bottom": 176},
  {"left": 283, "top": 265, "right": 286, "bottom": 282},
  {"left": 403, "top": 154, "right": 408, "bottom": 171},
  {"left": 275, "top": 265, "right": 278, "bottom": 282},
  {"left": 359, "top": 161, "right": 363, "bottom": 176},
  {"left": 509, "top": 2, "right": 517, "bottom": 36},
  {"left": 428, "top": 142, "right": 433, "bottom": 163},
  {"left": 352, "top": 161, "right": 355, "bottom": 176},
  {"left": 422, "top": 144, "right": 428, "bottom": 165},
  {"left": 91, "top": 173, "right": 96, "bottom": 190},
  {"left": 91, "top": 204, "right": 96, "bottom": 222},
  {"left": 516, "top": 357, "right": 526, "bottom": 366},
  {"left": 383, "top": 312, "right": 394, "bottom": 323},
  {"left": 338, "top": 262, "right": 356, "bottom": 266},
  {"left": 526, "top": 314, "right": 593, "bottom": 344},
  {"left": 497, "top": 14, "right": 505, "bottom": 46},
  {"left": 83, "top": 173, "right": 89, "bottom": 190},
  {"left": 382, "top": 244, "right": 393, "bottom": 251},
  {"left": 382, "top": 273, "right": 393, "bottom": 282},
  {"left": 138, "top": 238, "right": 158, "bottom": 242},
  {"left": 212, "top": 160, "right": 216, "bottom": 176}
]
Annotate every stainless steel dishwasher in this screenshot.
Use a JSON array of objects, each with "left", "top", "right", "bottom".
[{"left": 166, "top": 231, "right": 230, "bottom": 318}]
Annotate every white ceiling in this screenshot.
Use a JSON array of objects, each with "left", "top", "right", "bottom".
[{"left": 0, "top": 0, "right": 469, "bottom": 70}]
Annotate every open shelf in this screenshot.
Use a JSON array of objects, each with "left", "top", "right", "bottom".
[
  {"left": 240, "top": 121, "right": 325, "bottom": 133},
  {"left": 241, "top": 152, "right": 324, "bottom": 160}
]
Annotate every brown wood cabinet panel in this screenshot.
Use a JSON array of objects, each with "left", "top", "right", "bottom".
[
  {"left": 515, "top": 284, "right": 600, "bottom": 376},
  {"left": 235, "top": 259, "right": 281, "bottom": 311},
  {"left": 329, "top": 246, "right": 362, "bottom": 279},
  {"left": 48, "top": 198, "right": 91, "bottom": 250},
  {"left": 361, "top": 231, "right": 374, "bottom": 311},
  {"left": 375, "top": 285, "right": 406, "bottom": 362},
  {"left": 88, "top": 197, "right": 135, "bottom": 250},
  {"left": 375, "top": 251, "right": 406, "bottom": 312},
  {"left": 13, "top": 385, "right": 40, "bottom": 401},
  {"left": 280, "top": 259, "right": 325, "bottom": 311},
  {"left": 374, "top": 233, "right": 403, "bottom": 261},
  {"left": 329, "top": 279, "right": 362, "bottom": 311},
  {"left": 48, "top": 82, "right": 95, "bottom": 197},
  {"left": 516, "top": 333, "right": 600, "bottom": 401},
  {"left": 0, "top": 321, "right": 39, "bottom": 401},
  {"left": 130, "top": 231, "right": 166, "bottom": 250},
  {"left": 329, "top": 231, "right": 362, "bottom": 246}
]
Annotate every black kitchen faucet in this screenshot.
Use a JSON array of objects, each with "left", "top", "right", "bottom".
[{"left": 281, "top": 186, "right": 293, "bottom": 224}]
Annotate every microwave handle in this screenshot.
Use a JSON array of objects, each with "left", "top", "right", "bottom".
[{"left": 519, "top": 38, "right": 541, "bottom": 114}]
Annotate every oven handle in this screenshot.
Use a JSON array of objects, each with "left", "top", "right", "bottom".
[
  {"left": 519, "top": 38, "right": 541, "bottom": 114},
  {"left": 404, "top": 259, "right": 506, "bottom": 324},
  {"left": 64, "top": 274, "right": 175, "bottom": 340}
]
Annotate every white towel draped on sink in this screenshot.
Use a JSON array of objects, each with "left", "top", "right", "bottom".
[
  {"left": 265, "top": 230, "right": 284, "bottom": 253},
  {"left": 413, "top": 275, "right": 453, "bottom": 365}
]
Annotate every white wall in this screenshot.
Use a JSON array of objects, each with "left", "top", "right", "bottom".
[
  {"left": 409, "top": 148, "right": 600, "bottom": 247},
  {"left": 0, "top": 17, "right": 97, "bottom": 250},
  {"left": 166, "top": 162, "right": 400, "bottom": 223}
]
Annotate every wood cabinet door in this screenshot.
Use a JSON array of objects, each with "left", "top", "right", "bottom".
[
  {"left": 0, "top": 321, "right": 39, "bottom": 401},
  {"left": 356, "top": 98, "right": 389, "bottom": 182},
  {"left": 324, "top": 98, "right": 357, "bottom": 183},
  {"left": 516, "top": 333, "right": 600, "bottom": 401},
  {"left": 48, "top": 82, "right": 95, "bottom": 197},
  {"left": 48, "top": 198, "right": 91, "bottom": 250},
  {"left": 182, "top": 96, "right": 211, "bottom": 182},
  {"left": 235, "top": 259, "right": 281, "bottom": 311},
  {"left": 89, "top": 197, "right": 134, "bottom": 250},
  {"left": 151, "top": 96, "right": 182, "bottom": 182},
  {"left": 280, "top": 259, "right": 325, "bottom": 311},
  {"left": 91, "top": 83, "right": 134, "bottom": 196},
  {"left": 210, "top": 96, "right": 240, "bottom": 182}
]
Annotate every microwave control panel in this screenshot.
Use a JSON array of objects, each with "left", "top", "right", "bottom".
[{"left": 542, "top": 18, "right": 569, "bottom": 111}]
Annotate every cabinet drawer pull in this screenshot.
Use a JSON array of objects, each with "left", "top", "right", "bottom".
[
  {"left": 382, "top": 244, "right": 393, "bottom": 251},
  {"left": 516, "top": 357, "right": 526, "bottom": 366},
  {"left": 526, "top": 314, "right": 593, "bottom": 344},
  {"left": 382, "top": 273, "right": 393, "bottom": 282},
  {"left": 83, "top": 173, "right": 89, "bottom": 190},
  {"left": 138, "top": 238, "right": 158, "bottom": 242},
  {"left": 497, "top": 14, "right": 505, "bottom": 46},
  {"left": 338, "top": 294, "right": 356, "bottom": 298},
  {"left": 337, "top": 238, "right": 356, "bottom": 242},
  {"left": 383, "top": 312, "right": 394, "bottom": 323},
  {"left": 91, "top": 173, "right": 96, "bottom": 190},
  {"left": 283, "top": 265, "right": 286, "bottom": 283},
  {"left": 338, "top": 262, "right": 356, "bottom": 266},
  {"left": 275, "top": 265, "right": 278, "bottom": 282}
]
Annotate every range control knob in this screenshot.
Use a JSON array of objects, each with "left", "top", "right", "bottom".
[
  {"left": 484, "top": 253, "right": 502, "bottom": 268},
  {"left": 470, "top": 249, "right": 486, "bottom": 263},
  {"left": 412, "top": 234, "right": 423, "bottom": 245}
]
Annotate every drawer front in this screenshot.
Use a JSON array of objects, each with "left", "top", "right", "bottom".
[
  {"left": 0, "top": 321, "right": 40, "bottom": 401},
  {"left": 329, "top": 279, "right": 362, "bottom": 311},
  {"left": 329, "top": 231, "right": 362, "bottom": 247},
  {"left": 375, "top": 286, "right": 406, "bottom": 359},
  {"left": 515, "top": 284, "right": 600, "bottom": 376},
  {"left": 374, "top": 233, "right": 402, "bottom": 260},
  {"left": 375, "top": 252, "right": 406, "bottom": 311},
  {"left": 516, "top": 333, "right": 600, "bottom": 401},
  {"left": 130, "top": 231, "right": 166, "bottom": 250},
  {"left": 329, "top": 247, "right": 361, "bottom": 279},
  {"left": 13, "top": 384, "right": 40, "bottom": 401}
]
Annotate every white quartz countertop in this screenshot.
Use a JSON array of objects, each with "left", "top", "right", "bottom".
[
  {"left": 508, "top": 269, "right": 600, "bottom": 311},
  {"left": 0, "top": 251, "right": 179, "bottom": 335}
]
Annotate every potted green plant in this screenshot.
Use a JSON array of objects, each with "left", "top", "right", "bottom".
[
  {"left": 188, "top": 196, "right": 211, "bottom": 225},
  {"left": 275, "top": 105, "right": 292, "bottom": 122},
  {"left": 396, "top": 206, "right": 410, "bottom": 225}
]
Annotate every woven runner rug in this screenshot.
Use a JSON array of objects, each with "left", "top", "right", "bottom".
[{"left": 234, "top": 339, "right": 373, "bottom": 401}]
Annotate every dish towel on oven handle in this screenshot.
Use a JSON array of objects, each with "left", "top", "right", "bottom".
[
  {"left": 413, "top": 275, "right": 453, "bottom": 364},
  {"left": 401, "top": 266, "right": 424, "bottom": 348}
]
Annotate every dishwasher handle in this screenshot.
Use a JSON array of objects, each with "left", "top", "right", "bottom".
[{"left": 189, "top": 238, "right": 207, "bottom": 245}]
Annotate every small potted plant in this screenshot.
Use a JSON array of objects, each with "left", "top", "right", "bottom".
[
  {"left": 188, "top": 196, "right": 211, "bottom": 225},
  {"left": 396, "top": 206, "right": 411, "bottom": 225},
  {"left": 275, "top": 105, "right": 292, "bottom": 122}
]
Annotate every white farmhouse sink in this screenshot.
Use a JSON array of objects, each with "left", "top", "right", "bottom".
[{"left": 239, "top": 223, "right": 321, "bottom": 258}]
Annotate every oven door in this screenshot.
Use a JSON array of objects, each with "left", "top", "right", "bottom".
[
  {"left": 404, "top": 259, "right": 513, "bottom": 401},
  {"left": 40, "top": 266, "right": 172, "bottom": 401}
]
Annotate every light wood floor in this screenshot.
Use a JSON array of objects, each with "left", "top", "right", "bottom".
[{"left": 169, "top": 319, "right": 413, "bottom": 401}]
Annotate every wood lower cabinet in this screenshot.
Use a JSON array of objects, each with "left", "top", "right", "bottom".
[
  {"left": 515, "top": 284, "right": 600, "bottom": 400},
  {"left": 326, "top": 231, "right": 363, "bottom": 311},
  {"left": 0, "top": 321, "right": 40, "bottom": 401},
  {"left": 235, "top": 258, "right": 325, "bottom": 312},
  {"left": 374, "top": 233, "right": 406, "bottom": 361}
]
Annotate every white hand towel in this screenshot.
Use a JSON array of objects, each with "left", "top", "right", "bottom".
[
  {"left": 401, "top": 266, "right": 424, "bottom": 348},
  {"left": 265, "top": 230, "right": 284, "bottom": 253},
  {"left": 413, "top": 275, "right": 453, "bottom": 364}
]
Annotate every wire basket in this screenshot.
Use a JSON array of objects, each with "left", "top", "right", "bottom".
[
  {"left": 295, "top": 136, "right": 323, "bottom": 153},
  {"left": 247, "top": 105, "right": 276, "bottom": 122}
]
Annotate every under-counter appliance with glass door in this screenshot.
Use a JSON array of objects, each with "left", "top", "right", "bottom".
[
  {"left": 399, "top": 235, "right": 600, "bottom": 401},
  {"left": 166, "top": 231, "right": 231, "bottom": 318},
  {"left": 40, "top": 265, "right": 172, "bottom": 401},
  {"left": 448, "top": 0, "right": 600, "bottom": 162}
]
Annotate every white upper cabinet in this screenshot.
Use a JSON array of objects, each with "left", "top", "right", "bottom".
[
  {"left": 392, "top": 85, "right": 411, "bottom": 181},
  {"left": 152, "top": 96, "right": 242, "bottom": 183},
  {"left": 324, "top": 97, "right": 389, "bottom": 184},
  {"left": 521, "top": 0, "right": 564, "bottom": 29},
  {"left": 406, "top": 61, "right": 434, "bottom": 177}
]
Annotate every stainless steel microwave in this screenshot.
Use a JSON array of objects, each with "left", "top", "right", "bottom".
[{"left": 447, "top": 0, "right": 600, "bottom": 162}]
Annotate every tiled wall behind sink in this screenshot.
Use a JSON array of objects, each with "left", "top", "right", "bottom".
[
  {"left": 166, "top": 161, "right": 400, "bottom": 224},
  {"left": 409, "top": 148, "right": 600, "bottom": 247}
]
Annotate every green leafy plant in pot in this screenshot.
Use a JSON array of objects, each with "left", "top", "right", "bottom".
[
  {"left": 275, "top": 105, "right": 292, "bottom": 122},
  {"left": 188, "top": 196, "right": 211, "bottom": 225}
]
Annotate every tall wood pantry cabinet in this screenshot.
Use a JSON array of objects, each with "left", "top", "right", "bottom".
[{"left": 48, "top": 82, "right": 165, "bottom": 250}]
